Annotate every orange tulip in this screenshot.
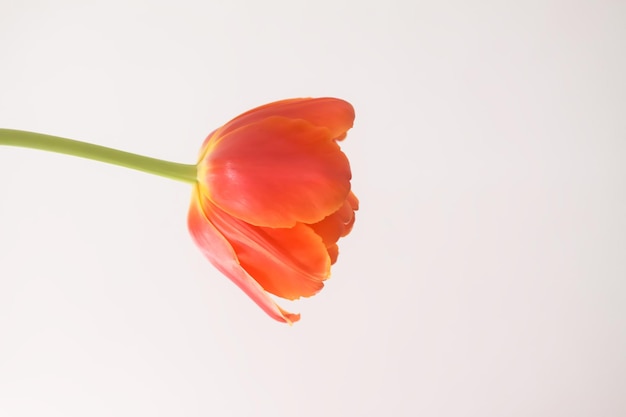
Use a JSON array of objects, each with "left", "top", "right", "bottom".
[{"left": 187, "top": 98, "right": 358, "bottom": 324}]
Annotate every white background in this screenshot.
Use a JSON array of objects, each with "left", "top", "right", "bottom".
[{"left": 1, "top": 1, "right": 625, "bottom": 416}]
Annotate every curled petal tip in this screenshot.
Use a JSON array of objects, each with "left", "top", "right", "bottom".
[{"left": 280, "top": 309, "right": 301, "bottom": 325}]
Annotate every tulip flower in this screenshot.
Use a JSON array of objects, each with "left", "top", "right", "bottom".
[
  {"left": 188, "top": 98, "right": 357, "bottom": 323},
  {"left": 0, "top": 97, "right": 357, "bottom": 324}
]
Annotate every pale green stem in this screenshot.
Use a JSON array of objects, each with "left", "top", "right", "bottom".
[{"left": 0, "top": 129, "right": 197, "bottom": 184}]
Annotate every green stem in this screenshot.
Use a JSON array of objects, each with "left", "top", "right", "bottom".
[{"left": 0, "top": 129, "right": 197, "bottom": 184}]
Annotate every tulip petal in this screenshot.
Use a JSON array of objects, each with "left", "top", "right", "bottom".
[
  {"left": 201, "top": 116, "right": 352, "bottom": 228},
  {"left": 197, "top": 193, "right": 330, "bottom": 300},
  {"left": 206, "top": 98, "right": 355, "bottom": 148},
  {"left": 347, "top": 190, "right": 360, "bottom": 211},
  {"left": 326, "top": 244, "right": 339, "bottom": 265},
  {"left": 188, "top": 186, "right": 300, "bottom": 324},
  {"left": 309, "top": 192, "right": 358, "bottom": 245},
  {"left": 307, "top": 191, "right": 358, "bottom": 265}
]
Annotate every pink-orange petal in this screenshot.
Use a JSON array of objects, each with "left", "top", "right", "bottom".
[
  {"left": 188, "top": 186, "right": 300, "bottom": 324},
  {"left": 327, "top": 244, "right": 339, "bottom": 265},
  {"left": 199, "top": 194, "right": 330, "bottom": 300},
  {"left": 212, "top": 97, "right": 355, "bottom": 144},
  {"left": 201, "top": 116, "right": 352, "bottom": 228},
  {"left": 309, "top": 195, "right": 357, "bottom": 246},
  {"left": 347, "top": 190, "right": 360, "bottom": 211}
]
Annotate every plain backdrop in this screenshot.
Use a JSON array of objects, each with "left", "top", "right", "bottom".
[{"left": 1, "top": 1, "right": 625, "bottom": 416}]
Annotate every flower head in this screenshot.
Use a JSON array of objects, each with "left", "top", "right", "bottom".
[{"left": 187, "top": 98, "right": 358, "bottom": 323}]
